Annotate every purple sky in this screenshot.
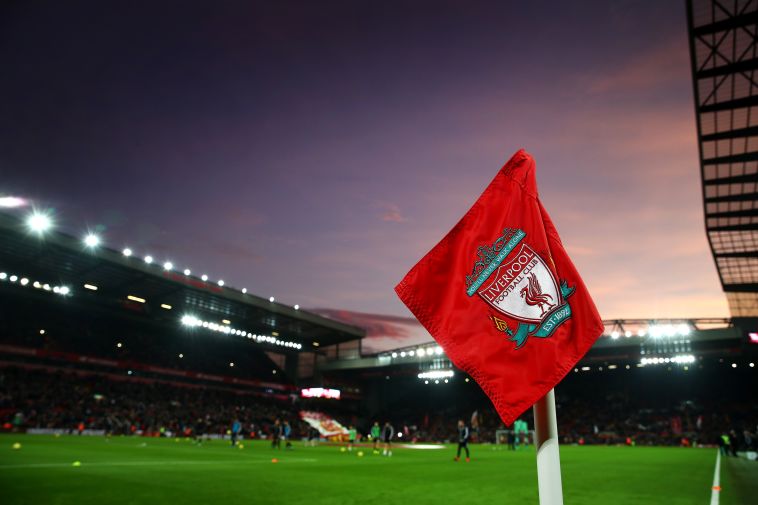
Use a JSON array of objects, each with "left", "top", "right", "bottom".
[{"left": 0, "top": 1, "right": 728, "bottom": 352}]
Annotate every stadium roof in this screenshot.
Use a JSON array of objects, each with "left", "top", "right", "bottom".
[
  {"left": 687, "top": 0, "right": 758, "bottom": 316},
  {"left": 0, "top": 212, "right": 365, "bottom": 349}
]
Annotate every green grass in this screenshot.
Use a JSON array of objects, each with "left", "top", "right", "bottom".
[{"left": 0, "top": 435, "right": 733, "bottom": 504}]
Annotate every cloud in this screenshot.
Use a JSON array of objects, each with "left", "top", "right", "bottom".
[
  {"left": 586, "top": 38, "right": 689, "bottom": 94},
  {"left": 378, "top": 202, "right": 407, "bottom": 223}
]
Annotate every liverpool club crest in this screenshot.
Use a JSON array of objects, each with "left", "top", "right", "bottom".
[{"left": 465, "top": 228, "right": 574, "bottom": 349}]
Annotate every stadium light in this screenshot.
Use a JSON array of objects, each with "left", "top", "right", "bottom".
[
  {"left": 294, "top": 304, "right": 299, "bottom": 310},
  {"left": 179, "top": 353, "right": 183, "bottom": 358},
  {"left": 624, "top": 331, "right": 632, "bottom": 338},
  {"left": 0, "top": 196, "right": 26, "bottom": 208},
  {"left": 26, "top": 211, "right": 52, "bottom": 234},
  {"left": 241, "top": 288, "right": 247, "bottom": 294},
  {"left": 229, "top": 362, "right": 234, "bottom": 367},
  {"left": 10, "top": 275, "right": 17, "bottom": 282},
  {"left": 434, "top": 346, "right": 443, "bottom": 355},
  {"left": 183, "top": 268, "right": 191, "bottom": 275},
  {"left": 20, "top": 277, "right": 29, "bottom": 286},
  {"left": 83, "top": 234, "right": 100, "bottom": 248},
  {"left": 59, "top": 286, "right": 70, "bottom": 295},
  {"left": 122, "top": 248, "right": 132, "bottom": 257},
  {"left": 144, "top": 255, "right": 153, "bottom": 264},
  {"left": 750, "top": 362, "right": 755, "bottom": 367},
  {"left": 637, "top": 329, "right": 646, "bottom": 337},
  {"left": 201, "top": 274, "right": 208, "bottom": 281},
  {"left": 611, "top": 331, "right": 619, "bottom": 339},
  {"left": 391, "top": 352, "right": 397, "bottom": 358},
  {"left": 160, "top": 304, "right": 172, "bottom": 310},
  {"left": 400, "top": 351, "right": 406, "bottom": 357},
  {"left": 83, "top": 284, "right": 98, "bottom": 291},
  {"left": 408, "top": 350, "right": 415, "bottom": 356},
  {"left": 731, "top": 363, "right": 737, "bottom": 368},
  {"left": 163, "top": 261, "right": 173, "bottom": 271},
  {"left": 180, "top": 314, "right": 302, "bottom": 349},
  {"left": 269, "top": 296, "right": 275, "bottom": 302},
  {"left": 0, "top": 272, "right": 6, "bottom": 280},
  {"left": 417, "top": 370, "right": 454, "bottom": 380},
  {"left": 116, "top": 342, "right": 122, "bottom": 348},
  {"left": 218, "top": 280, "right": 224, "bottom": 286},
  {"left": 127, "top": 295, "right": 146, "bottom": 303}
]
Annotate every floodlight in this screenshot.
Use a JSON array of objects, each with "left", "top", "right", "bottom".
[
  {"left": 122, "top": 248, "right": 132, "bottom": 257},
  {"left": 163, "top": 262, "right": 173, "bottom": 271},
  {"left": 218, "top": 280, "right": 224, "bottom": 286},
  {"left": 0, "top": 196, "right": 26, "bottom": 208},
  {"left": 27, "top": 211, "right": 52, "bottom": 234},
  {"left": 201, "top": 274, "right": 208, "bottom": 281},
  {"left": 144, "top": 255, "right": 153, "bottom": 264},
  {"left": 83, "top": 234, "right": 100, "bottom": 248},
  {"left": 183, "top": 268, "right": 191, "bottom": 275},
  {"left": 269, "top": 296, "right": 275, "bottom": 302}
]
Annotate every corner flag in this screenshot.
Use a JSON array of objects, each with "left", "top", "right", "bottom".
[{"left": 395, "top": 149, "right": 603, "bottom": 426}]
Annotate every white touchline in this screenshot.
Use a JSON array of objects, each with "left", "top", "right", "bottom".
[
  {"left": 0, "top": 458, "right": 318, "bottom": 470},
  {"left": 709, "top": 450, "right": 721, "bottom": 505}
]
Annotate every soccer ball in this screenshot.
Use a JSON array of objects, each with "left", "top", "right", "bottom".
[
  {"left": 357, "top": 451, "right": 364, "bottom": 457},
  {"left": 238, "top": 444, "right": 245, "bottom": 449},
  {"left": 11, "top": 442, "right": 21, "bottom": 450}
]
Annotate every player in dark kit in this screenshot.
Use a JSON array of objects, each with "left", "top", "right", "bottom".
[
  {"left": 231, "top": 419, "right": 241, "bottom": 447},
  {"left": 271, "top": 419, "right": 283, "bottom": 449},
  {"left": 454, "top": 419, "right": 470, "bottom": 462},
  {"left": 382, "top": 421, "right": 395, "bottom": 457}
]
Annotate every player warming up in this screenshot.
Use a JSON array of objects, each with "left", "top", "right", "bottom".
[
  {"left": 347, "top": 425, "right": 357, "bottom": 451},
  {"left": 454, "top": 419, "right": 470, "bottom": 462},
  {"left": 370, "top": 421, "right": 381, "bottom": 454},
  {"left": 382, "top": 421, "right": 395, "bottom": 457}
]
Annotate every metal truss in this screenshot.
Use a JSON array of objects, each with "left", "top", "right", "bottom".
[{"left": 687, "top": 0, "right": 758, "bottom": 315}]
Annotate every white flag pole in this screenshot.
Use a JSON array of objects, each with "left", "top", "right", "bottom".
[{"left": 533, "top": 388, "right": 564, "bottom": 505}]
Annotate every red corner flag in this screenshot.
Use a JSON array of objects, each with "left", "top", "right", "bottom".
[{"left": 395, "top": 149, "right": 603, "bottom": 426}]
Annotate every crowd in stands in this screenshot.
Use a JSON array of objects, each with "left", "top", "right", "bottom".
[
  {"left": 3, "top": 364, "right": 757, "bottom": 452},
  {"left": 0, "top": 367, "right": 301, "bottom": 439}
]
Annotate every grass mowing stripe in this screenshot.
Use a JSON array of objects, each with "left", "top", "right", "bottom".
[
  {"left": 0, "top": 458, "right": 318, "bottom": 469},
  {"left": 0, "top": 436, "right": 718, "bottom": 505}
]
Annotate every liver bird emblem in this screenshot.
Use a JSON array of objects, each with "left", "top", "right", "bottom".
[{"left": 519, "top": 273, "right": 554, "bottom": 316}]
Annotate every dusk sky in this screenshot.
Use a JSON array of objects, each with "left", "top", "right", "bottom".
[{"left": 0, "top": 1, "right": 729, "bottom": 351}]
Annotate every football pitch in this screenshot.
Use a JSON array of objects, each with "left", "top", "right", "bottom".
[{"left": 0, "top": 435, "right": 749, "bottom": 505}]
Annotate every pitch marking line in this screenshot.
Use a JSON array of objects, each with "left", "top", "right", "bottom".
[
  {"left": 710, "top": 450, "right": 721, "bottom": 505},
  {"left": 0, "top": 458, "right": 318, "bottom": 470}
]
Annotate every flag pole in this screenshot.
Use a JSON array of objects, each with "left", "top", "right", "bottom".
[{"left": 533, "top": 388, "right": 564, "bottom": 505}]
